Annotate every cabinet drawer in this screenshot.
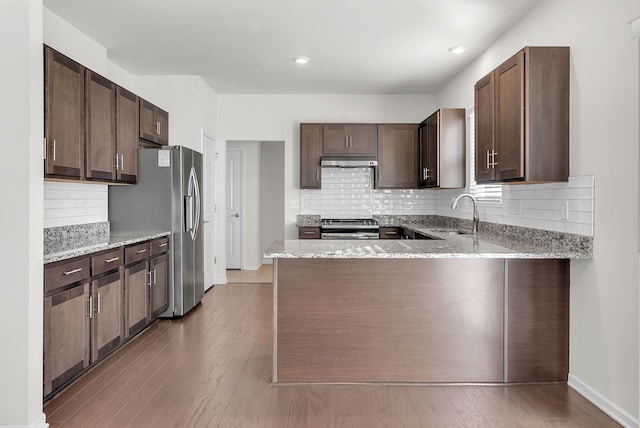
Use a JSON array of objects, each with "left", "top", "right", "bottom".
[
  {"left": 45, "top": 257, "right": 91, "bottom": 295},
  {"left": 92, "top": 248, "right": 123, "bottom": 276},
  {"left": 298, "top": 227, "right": 321, "bottom": 239},
  {"left": 150, "top": 237, "right": 169, "bottom": 257},
  {"left": 125, "top": 242, "right": 150, "bottom": 265},
  {"left": 379, "top": 227, "right": 403, "bottom": 239}
]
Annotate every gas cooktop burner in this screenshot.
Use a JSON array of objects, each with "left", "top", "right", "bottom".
[{"left": 321, "top": 218, "right": 379, "bottom": 229}]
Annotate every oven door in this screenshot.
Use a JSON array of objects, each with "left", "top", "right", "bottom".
[{"left": 321, "top": 231, "right": 379, "bottom": 240}]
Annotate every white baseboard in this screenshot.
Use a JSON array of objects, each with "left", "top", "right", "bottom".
[
  {"left": 242, "top": 265, "right": 260, "bottom": 271},
  {"left": 1, "top": 412, "right": 49, "bottom": 428},
  {"left": 262, "top": 258, "right": 273, "bottom": 265},
  {"left": 568, "top": 373, "right": 638, "bottom": 428},
  {"left": 216, "top": 275, "right": 227, "bottom": 285}
]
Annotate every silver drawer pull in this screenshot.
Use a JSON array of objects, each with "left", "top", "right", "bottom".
[
  {"left": 136, "top": 249, "right": 147, "bottom": 254},
  {"left": 303, "top": 231, "right": 316, "bottom": 235},
  {"left": 105, "top": 257, "right": 120, "bottom": 263},
  {"left": 385, "top": 231, "right": 397, "bottom": 235},
  {"left": 157, "top": 243, "right": 168, "bottom": 247},
  {"left": 63, "top": 268, "right": 82, "bottom": 276}
]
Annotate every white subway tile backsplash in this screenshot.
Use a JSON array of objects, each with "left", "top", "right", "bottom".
[
  {"left": 301, "top": 171, "right": 595, "bottom": 237},
  {"left": 43, "top": 181, "right": 108, "bottom": 228}
]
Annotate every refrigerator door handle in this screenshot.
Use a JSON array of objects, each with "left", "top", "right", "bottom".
[
  {"left": 184, "top": 194, "right": 193, "bottom": 233},
  {"left": 192, "top": 168, "right": 201, "bottom": 241}
]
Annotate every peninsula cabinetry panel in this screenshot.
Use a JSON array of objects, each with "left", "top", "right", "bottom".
[
  {"left": 418, "top": 109, "right": 465, "bottom": 189},
  {"left": 300, "top": 124, "right": 322, "bottom": 189},
  {"left": 475, "top": 46, "right": 569, "bottom": 183},
  {"left": 44, "top": 46, "right": 85, "bottom": 180},
  {"left": 376, "top": 124, "right": 418, "bottom": 189}
]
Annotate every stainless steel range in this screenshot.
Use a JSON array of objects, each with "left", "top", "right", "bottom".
[{"left": 321, "top": 218, "right": 379, "bottom": 240}]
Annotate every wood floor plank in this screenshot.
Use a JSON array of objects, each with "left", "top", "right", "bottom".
[{"left": 43, "top": 282, "right": 622, "bottom": 428}]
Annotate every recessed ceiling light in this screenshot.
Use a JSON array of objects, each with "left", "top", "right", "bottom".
[
  {"left": 448, "top": 46, "right": 465, "bottom": 55},
  {"left": 293, "top": 56, "right": 310, "bottom": 64}
]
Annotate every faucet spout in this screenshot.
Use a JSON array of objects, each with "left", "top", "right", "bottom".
[{"left": 451, "top": 193, "right": 479, "bottom": 234}]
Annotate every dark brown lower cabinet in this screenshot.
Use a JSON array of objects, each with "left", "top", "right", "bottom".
[
  {"left": 124, "top": 260, "right": 149, "bottom": 339},
  {"left": 43, "top": 283, "right": 91, "bottom": 397},
  {"left": 298, "top": 227, "right": 321, "bottom": 239},
  {"left": 44, "top": 237, "right": 170, "bottom": 399},
  {"left": 379, "top": 227, "right": 403, "bottom": 239},
  {"left": 91, "top": 271, "right": 123, "bottom": 362},
  {"left": 149, "top": 252, "right": 169, "bottom": 320}
]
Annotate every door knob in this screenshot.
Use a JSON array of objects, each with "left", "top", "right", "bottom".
[{"left": 232, "top": 213, "right": 240, "bottom": 218}]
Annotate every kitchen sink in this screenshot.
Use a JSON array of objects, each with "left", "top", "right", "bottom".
[{"left": 424, "top": 229, "right": 471, "bottom": 235}]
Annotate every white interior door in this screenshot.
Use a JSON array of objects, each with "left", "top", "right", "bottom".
[
  {"left": 203, "top": 133, "right": 217, "bottom": 290},
  {"left": 226, "top": 149, "right": 243, "bottom": 269}
]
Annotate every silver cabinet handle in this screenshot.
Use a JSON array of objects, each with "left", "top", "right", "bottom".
[
  {"left": 316, "top": 169, "right": 319, "bottom": 181},
  {"left": 136, "top": 249, "right": 147, "bottom": 254},
  {"left": 52, "top": 139, "right": 56, "bottom": 161},
  {"left": 385, "top": 231, "right": 397, "bottom": 235},
  {"left": 105, "top": 257, "right": 120, "bottom": 263},
  {"left": 486, "top": 150, "right": 490, "bottom": 169},
  {"left": 157, "top": 243, "right": 168, "bottom": 248},
  {"left": 43, "top": 138, "right": 47, "bottom": 160},
  {"left": 156, "top": 120, "right": 161, "bottom": 135},
  {"left": 96, "top": 293, "right": 101, "bottom": 314},
  {"left": 350, "top": 136, "right": 353, "bottom": 147},
  {"left": 303, "top": 231, "right": 316, "bottom": 235},
  {"left": 153, "top": 269, "right": 157, "bottom": 285},
  {"left": 120, "top": 154, "right": 124, "bottom": 171},
  {"left": 114, "top": 154, "right": 120, "bottom": 170},
  {"left": 491, "top": 151, "right": 498, "bottom": 167},
  {"left": 63, "top": 268, "right": 82, "bottom": 276},
  {"left": 147, "top": 270, "right": 153, "bottom": 287},
  {"left": 87, "top": 296, "right": 93, "bottom": 319}
]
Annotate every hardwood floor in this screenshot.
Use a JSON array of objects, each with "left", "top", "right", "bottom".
[
  {"left": 43, "top": 281, "right": 621, "bottom": 427},
  {"left": 226, "top": 264, "right": 273, "bottom": 283}
]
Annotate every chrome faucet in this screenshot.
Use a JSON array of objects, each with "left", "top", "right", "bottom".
[{"left": 451, "top": 193, "right": 479, "bottom": 234}]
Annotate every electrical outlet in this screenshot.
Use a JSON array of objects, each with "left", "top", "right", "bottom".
[{"left": 561, "top": 200, "right": 569, "bottom": 220}]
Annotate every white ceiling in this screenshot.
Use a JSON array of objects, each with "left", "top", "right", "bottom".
[{"left": 43, "top": 0, "right": 541, "bottom": 94}]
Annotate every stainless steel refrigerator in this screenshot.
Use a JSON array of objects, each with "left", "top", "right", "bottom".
[{"left": 109, "top": 146, "right": 204, "bottom": 317}]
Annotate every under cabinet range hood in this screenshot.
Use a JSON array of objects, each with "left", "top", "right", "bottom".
[{"left": 320, "top": 155, "right": 378, "bottom": 168}]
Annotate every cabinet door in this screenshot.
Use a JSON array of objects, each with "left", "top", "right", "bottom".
[
  {"left": 91, "top": 271, "right": 123, "bottom": 362},
  {"left": 418, "top": 123, "right": 428, "bottom": 187},
  {"left": 298, "top": 227, "right": 321, "bottom": 239},
  {"left": 43, "top": 283, "right": 90, "bottom": 397},
  {"left": 300, "top": 124, "right": 322, "bottom": 188},
  {"left": 85, "top": 70, "right": 116, "bottom": 181},
  {"left": 424, "top": 113, "right": 439, "bottom": 188},
  {"left": 124, "top": 261, "right": 149, "bottom": 339},
  {"left": 44, "top": 46, "right": 85, "bottom": 179},
  {"left": 474, "top": 72, "right": 496, "bottom": 182},
  {"left": 495, "top": 50, "right": 525, "bottom": 181},
  {"left": 156, "top": 107, "right": 169, "bottom": 146},
  {"left": 116, "top": 86, "right": 139, "bottom": 183},
  {"left": 348, "top": 124, "right": 377, "bottom": 156},
  {"left": 139, "top": 98, "right": 157, "bottom": 144},
  {"left": 322, "top": 124, "right": 349, "bottom": 154},
  {"left": 149, "top": 253, "right": 169, "bottom": 320},
  {"left": 376, "top": 124, "right": 418, "bottom": 189}
]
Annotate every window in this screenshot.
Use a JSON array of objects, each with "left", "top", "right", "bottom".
[{"left": 467, "top": 108, "right": 502, "bottom": 203}]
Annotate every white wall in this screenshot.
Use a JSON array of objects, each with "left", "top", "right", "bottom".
[
  {"left": 437, "top": 0, "right": 639, "bottom": 424},
  {"left": 217, "top": 94, "right": 438, "bottom": 241},
  {"left": 261, "top": 142, "right": 285, "bottom": 263},
  {"left": 0, "top": 0, "right": 45, "bottom": 426},
  {"left": 228, "top": 142, "right": 262, "bottom": 269}
]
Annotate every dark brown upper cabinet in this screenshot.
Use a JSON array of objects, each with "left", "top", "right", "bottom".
[
  {"left": 322, "top": 124, "right": 377, "bottom": 157},
  {"left": 419, "top": 109, "right": 466, "bottom": 189},
  {"left": 300, "top": 123, "right": 323, "bottom": 189},
  {"left": 115, "top": 87, "right": 139, "bottom": 183},
  {"left": 376, "top": 124, "right": 419, "bottom": 189},
  {"left": 44, "top": 46, "right": 85, "bottom": 180},
  {"left": 85, "top": 70, "right": 117, "bottom": 182},
  {"left": 474, "top": 46, "right": 569, "bottom": 184},
  {"left": 139, "top": 98, "right": 169, "bottom": 146}
]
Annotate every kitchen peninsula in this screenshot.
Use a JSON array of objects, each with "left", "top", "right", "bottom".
[{"left": 265, "top": 225, "right": 591, "bottom": 385}]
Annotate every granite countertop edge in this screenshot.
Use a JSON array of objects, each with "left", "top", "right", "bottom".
[{"left": 44, "top": 231, "right": 171, "bottom": 264}]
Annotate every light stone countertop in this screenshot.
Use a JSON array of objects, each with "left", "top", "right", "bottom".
[
  {"left": 44, "top": 231, "right": 171, "bottom": 264},
  {"left": 265, "top": 226, "right": 591, "bottom": 259}
]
